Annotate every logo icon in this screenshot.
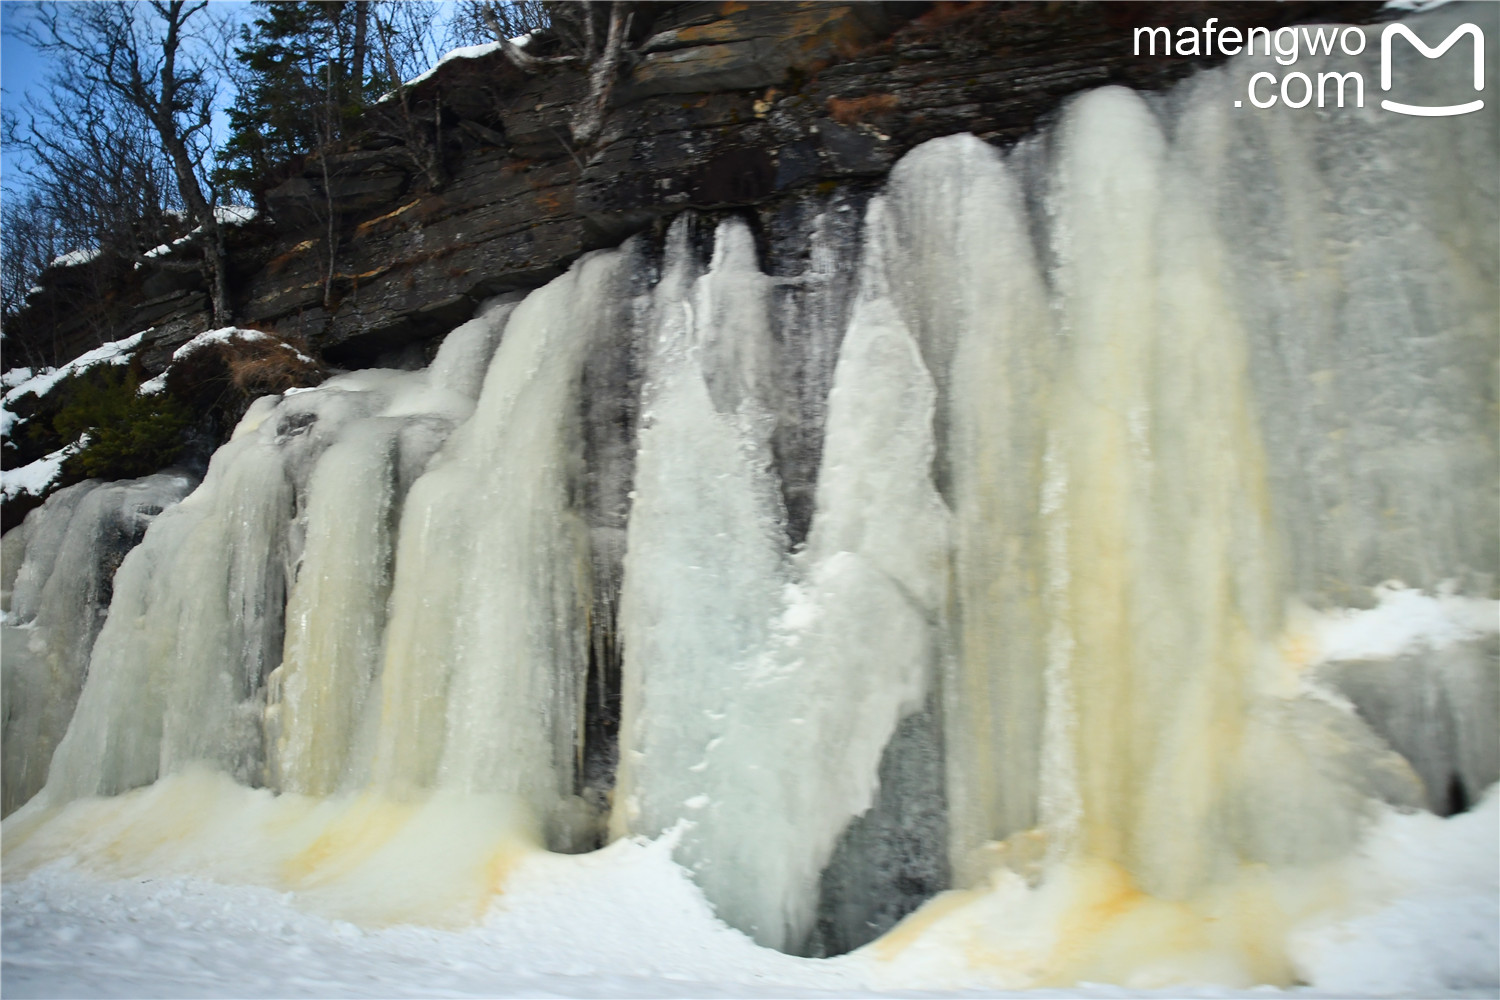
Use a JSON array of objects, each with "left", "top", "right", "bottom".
[{"left": 1380, "top": 22, "right": 1485, "bottom": 116}]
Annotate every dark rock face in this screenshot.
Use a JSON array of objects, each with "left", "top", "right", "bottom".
[
  {"left": 807, "top": 697, "right": 949, "bottom": 958},
  {"left": 10, "top": 1, "right": 1385, "bottom": 375}
]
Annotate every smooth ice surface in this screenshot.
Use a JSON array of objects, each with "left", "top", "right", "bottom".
[
  {"left": 365, "top": 259, "right": 614, "bottom": 848},
  {"left": 614, "top": 218, "right": 948, "bottom": 951},
  {"left": 2, "top": 473, "right": 196, "bottom": 814}
]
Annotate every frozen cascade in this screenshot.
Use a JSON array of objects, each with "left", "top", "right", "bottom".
[
  {"left": 43, "top": 379, "right": 368, "bottom": 801},
  {"left": 1040, "top": 86, "right": 1418, "bottom": 896},
  {"left": 367, "top": 253, "right": 622, "bottom": 843},
  {"left": 34, "top": 299, "right": 521, "bottom": 807},
  {"left": 610, "top": 219, "right": 794, "bottom": 941},
  {"left": 614, "top": 216, "right": 949, "bottom": 951},
  {"left": 268, "top": 303, "right": 514, "bottom": 795},
  {"left": 1, "top": 473, "right": 196, "bottom": 814},
  {"left": 870, "top": 134, "right": 1058, "bottom": 888},
  {"left": 1, "top": 4, "right": 1496, "bottom": 987}
]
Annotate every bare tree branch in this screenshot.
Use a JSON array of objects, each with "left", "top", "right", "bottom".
[{"left": 20, "top": 1, "right": 235, "bottom": 323}]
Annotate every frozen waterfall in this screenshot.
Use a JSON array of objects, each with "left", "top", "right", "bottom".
[{"left": 3, "top": 6, "right": 1496, "bottom": 987}]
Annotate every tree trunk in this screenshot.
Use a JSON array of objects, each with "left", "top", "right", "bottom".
[
  {"left": 353, "top": 1, "right": 368, "bottom": 105},
  {"left": 159, "top": 124, "right": 229, "bottom": 323},
  {"left": 571, "top": 3, "right": 628, "bottom": 149}
]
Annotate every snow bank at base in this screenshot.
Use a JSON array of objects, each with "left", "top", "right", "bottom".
[
  {"left": 2, "top": 775, "right": 1494, "bottom": 998},
  {"left": 1, "top": 771, "right": 863, "bottom": 999},
  {"left": 1289, "top": 787, "right": 1499, "bottom": 994},
  {"left": 3, "top": 865, "right": 867, "bottom": 1000},
  {"left": 861, "top": 789, "right": 1497, "bottom": 994}
]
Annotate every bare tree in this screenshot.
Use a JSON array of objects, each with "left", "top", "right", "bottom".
[
  {"left": 5, "top": 76, "right": 182, "bottom": 263},
  {"left": 367, "top": 0, "right": 456, "bottom": 191},
  {"left": 447, "top": 0, "right": 550, "bottom": 48},
  {"left": 21, "top": 1, "right": 236, "bottom": 323},
  {"left": 471, "top": 1, "right": 632, "bottom": 149},
  {"left": 352, "top": 2, "right": 369, "bottom": 103},
  {"left": 2, "top": 72, "right": 184, "bottom": 361},
  {"left": 1, "top": 190, "right": 66, "bottom": 336}
]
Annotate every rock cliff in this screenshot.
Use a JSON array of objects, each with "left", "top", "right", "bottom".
[
  {"left": 10, "top": 2, "right": 1378, "bottom": 370},
  {"left": 3, "top": 0, "right": 1381, "bottom": 529}
]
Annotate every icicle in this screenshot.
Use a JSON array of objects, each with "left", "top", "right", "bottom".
[
  {"left": 873, "top": 134, "right": 1058, "bottom": 887},
  {"left": 366, "top": 254, "right": 618, "bottom": 851},
  {"left": 614, "top": 215, "right": 949, "bottom": 951},
  {"left": 1, "top": 474, "right": 195, "bottom": 814}
]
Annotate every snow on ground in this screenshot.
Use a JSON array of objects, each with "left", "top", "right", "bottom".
[
  {"left": 48, "top": 247, "right": 101, "bottom": 269},
  {"left": 1302, "top": 583, "right": 1500, "bottom": 664},
  {"left": 2, "top": 785, "right": 1494, "bottom": 999},
  {"left": 0, "top": 438, "right": 85, "bottom": 502},
  {"left": 170, "top": 327, "right": 271, "bottom": 360},
  {"left": 2, "top": 368, "right": 37, "bottom": 392},
  {"left": 1290, "top": 788, "right": 1499, "bottom": 995},
  {"left": 400, "top": 35, "right": 532, "bottom": 91},
  {"left": 2, "top": 333, "right": 146, "bottom": 414},
  {"left": 401, "top": 41, "right": 503, "bottom": 89},
  {"left": 216, "top": 205, "right": 257, "bottom": 226},
  {"left": 139, "top": 207, "right": 257, "bottom": 261},
  {"left": 168, "top": 327, "right": 315, "bottom": 366},
  {"left": 2, "top": 332, "right": 147, "bottom": 449},
  {"left": 1, "top": 824, "right": 871, "bottom": 1000}
]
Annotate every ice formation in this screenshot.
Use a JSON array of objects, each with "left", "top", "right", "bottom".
[{"left": 2, "top": 6, "right": 1496, "bottom": 992}]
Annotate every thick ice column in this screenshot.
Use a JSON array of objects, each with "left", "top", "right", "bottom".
[
  {"left": 1200, "top": 7, "right": 1499, "bottom": 604},
  {"left": 611, "top": 218, "right": 790, "bottom": 864},
  {"left": 270, "top": 307, "right": 511, "bottom": 796},
  {"left": 876, "top": 135, "right": 1057, "bottom": 887},
  {"left": 269, "top": 420, "right": 398, "bottom": 795},
  {"left": 4, "top": 482, "right": 101, "bottom": 624},
  {"left": 769, "top": 284, "right": 950, "bottom": 946},
  {"left": 615, "top": 216, "right": 950, "bottom": 951},
  {"left": 367, "top": 256, "right": 613, "bottom": 845},
  {"left": 1188, "top": 7, "right": 1499, "bottom": 813},
  {"left": 39, "top": 382, "right": 392, "bottom": 804},
  {"left": 1042, "top": 87, "right": 1423, "bottom": 897},
  {"left": 1044, "top": 86, "right": 1268, "bottom": 890},
  {"left": 1, "top": 474, "right": 194, "bottom": 814}
]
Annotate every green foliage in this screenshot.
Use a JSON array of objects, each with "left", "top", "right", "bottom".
[
  {"left": 52, "top": 366, "right": 192, "bottom": 480},
  {"left": 218, "top": 1, "right": 378, "bottom": 194}
]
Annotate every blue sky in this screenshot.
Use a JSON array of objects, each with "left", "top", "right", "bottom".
[
  {"left": 1, "top": 1, "right": 256, "bottom": 201},
  {"left": 0, "top": 1, "right": 466, "bottom": 205},
  {"left": 2, "top": 2, "right": 47, "bottom": 190}
]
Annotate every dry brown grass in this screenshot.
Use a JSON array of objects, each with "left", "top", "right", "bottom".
[
  {"left": 161, "top": 327, "right": 327, "bottom": 442},
  {"left": 169, "top": 328, "right": 324, "bottom": 399},
  {"left": 223, "top": 337, "right": 324, "bottom": 395}
]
